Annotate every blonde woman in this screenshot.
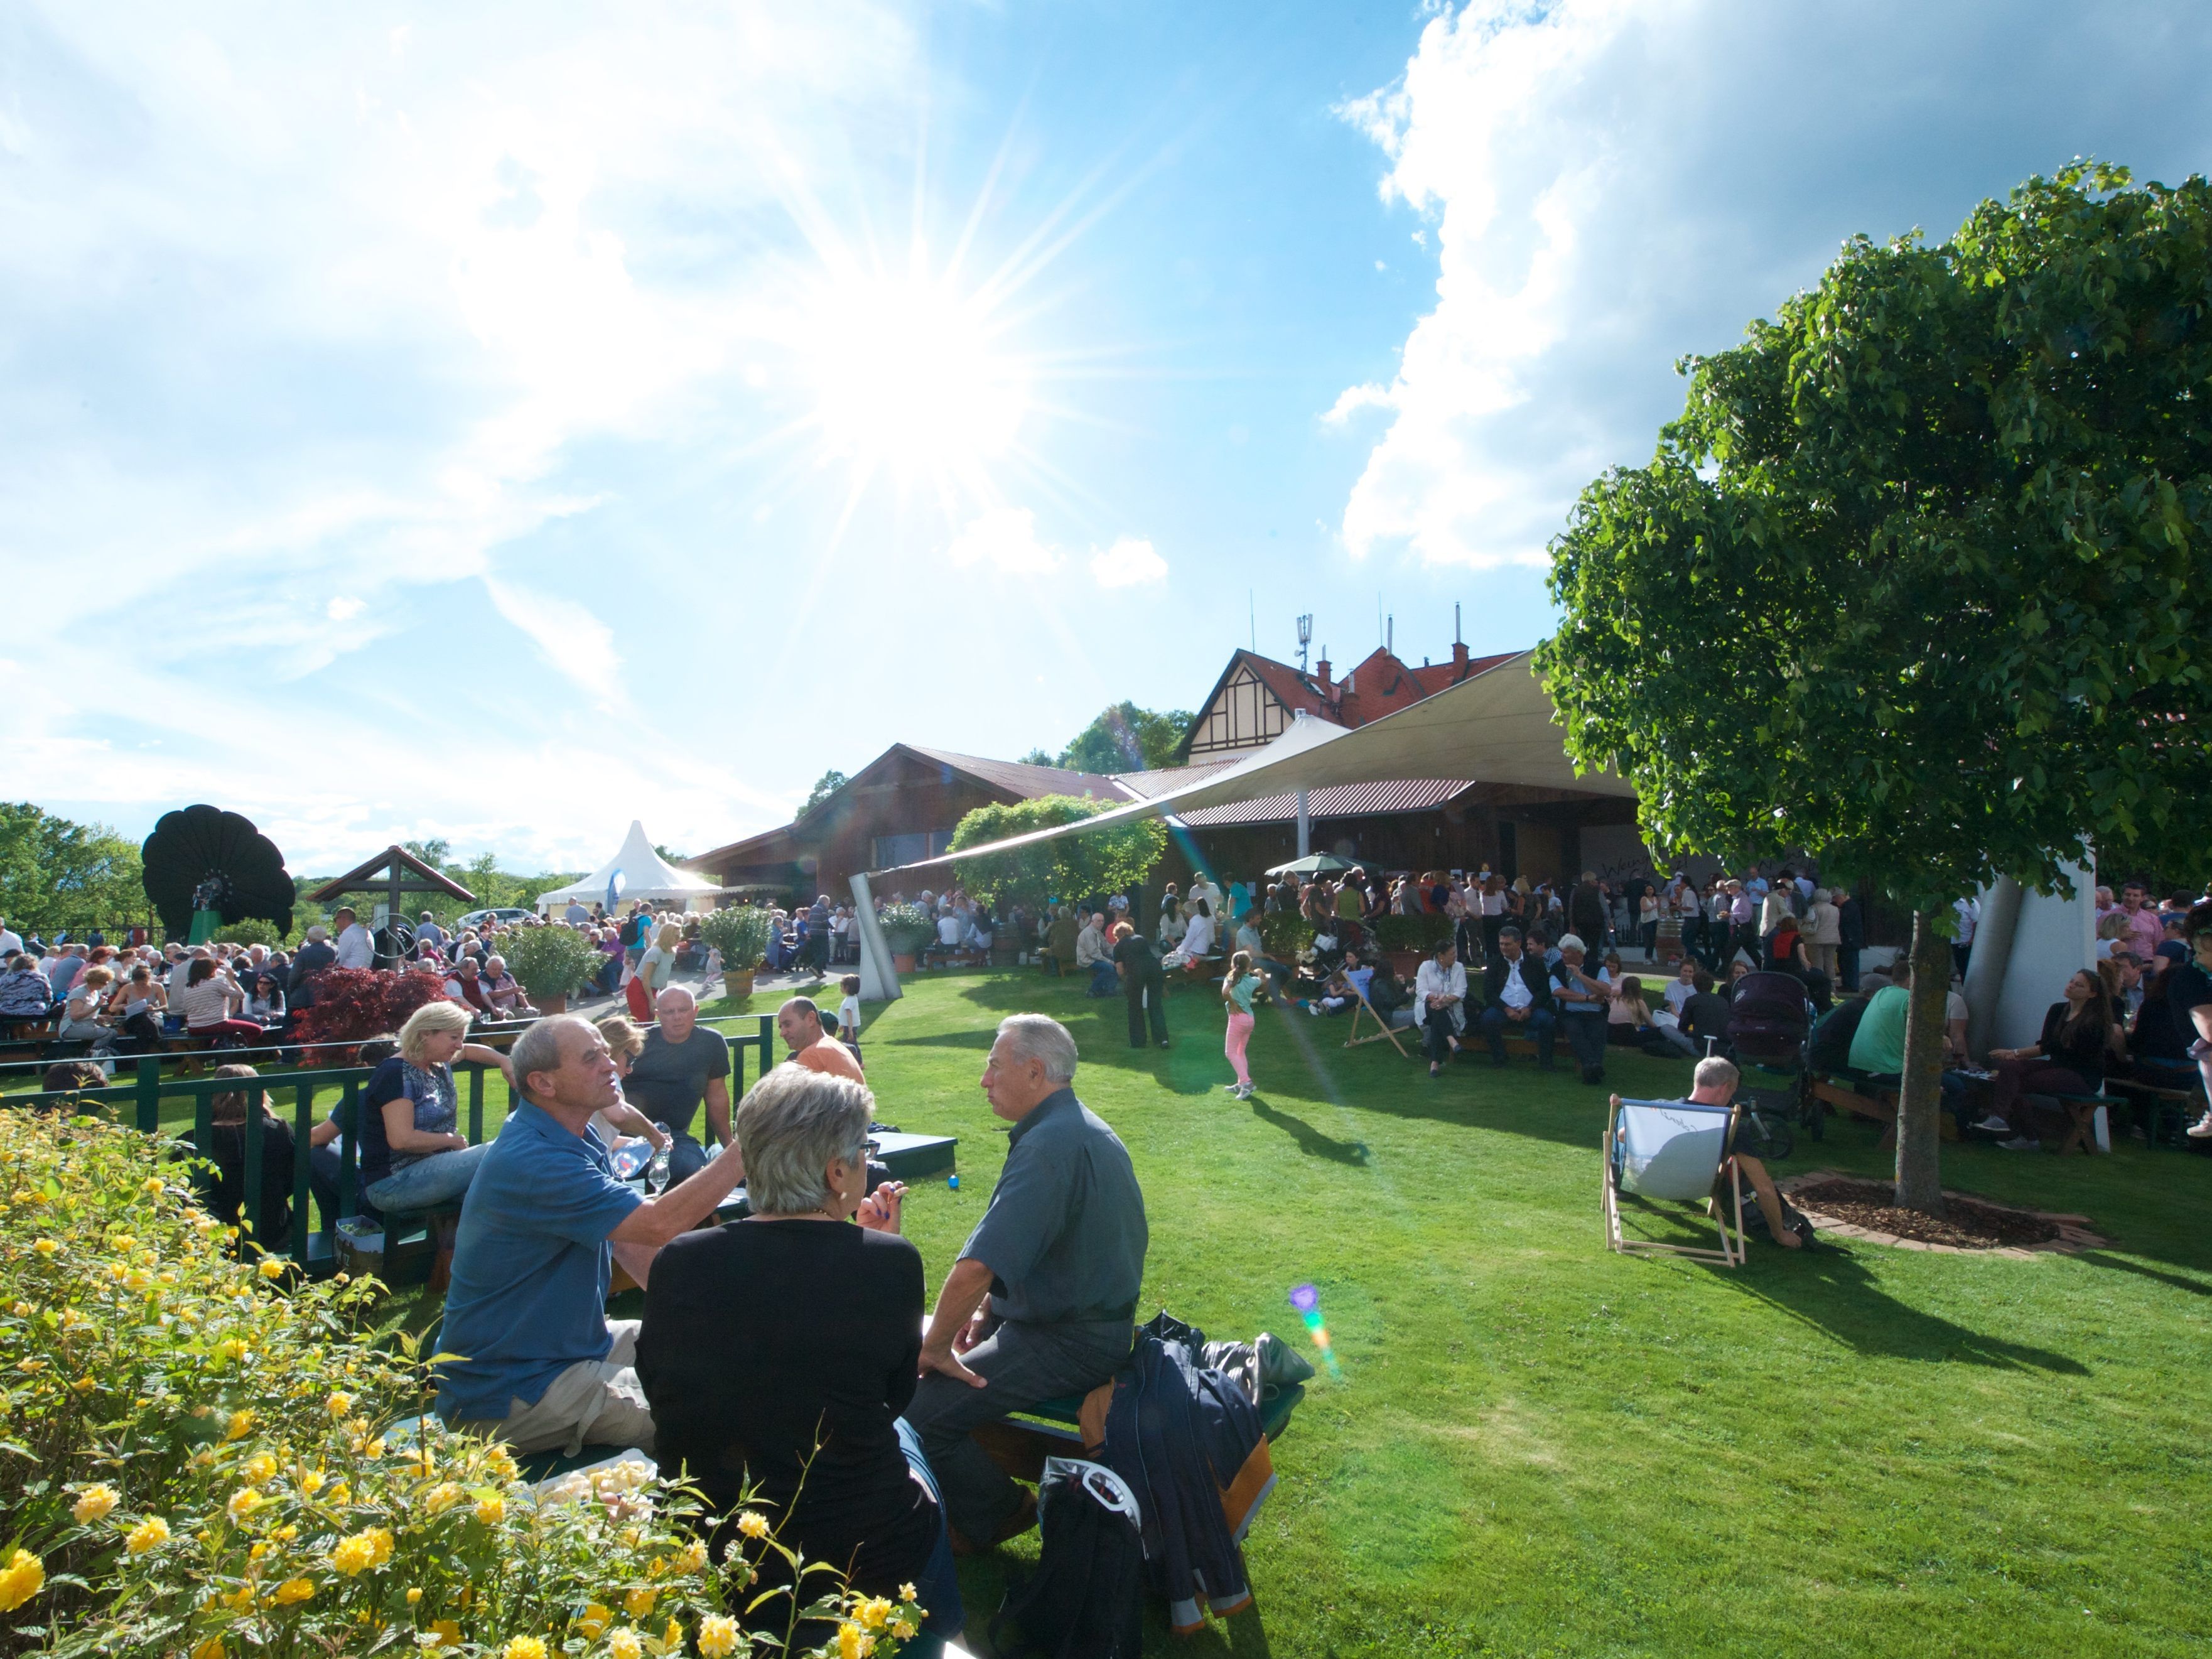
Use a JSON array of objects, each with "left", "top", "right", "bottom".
[
  {"left": 590, "top": 1015, "right": 674, "bottom": 1162},
  {"left": 359, "top": 1001, "right": 512, "bottom": 1215}
]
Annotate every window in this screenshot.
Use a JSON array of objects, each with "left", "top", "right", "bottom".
[{"left": 870, "top": 829, "right": 959, "bottom": 870}]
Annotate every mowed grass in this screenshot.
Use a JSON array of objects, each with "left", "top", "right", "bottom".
[
  {"left": 65, "top": 973, "right": 2206, "bottom": 1655},
  {"left": 785, "top": 969, "right": 2209, "bottom": 1658}
]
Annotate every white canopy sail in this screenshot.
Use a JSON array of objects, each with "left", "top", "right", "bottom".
[{"left": 537, "top": 821, "right": 724, "bottom": 912}]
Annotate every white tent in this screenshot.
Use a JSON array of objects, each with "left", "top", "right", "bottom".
[{"left": 537, "top": 821, "right": 724, "bottom": 914}]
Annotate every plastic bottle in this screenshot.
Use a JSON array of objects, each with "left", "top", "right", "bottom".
[{"left": 648, "top": 1125, "right": 672, "bottom": 1192}]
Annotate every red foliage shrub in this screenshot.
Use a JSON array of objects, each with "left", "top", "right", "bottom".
[{"left": 290, "top": 968, "right": 450, "bottom": 1062}]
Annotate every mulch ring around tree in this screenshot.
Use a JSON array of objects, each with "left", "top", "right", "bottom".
[{"left": 1777, "top": 1172, "right": 2109, "bottom": 1258}]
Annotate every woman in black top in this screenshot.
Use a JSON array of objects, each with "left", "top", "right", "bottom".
[
  {"left": 1985, "top": 970, "right": 2124, "bottom": 1148},
  {"left": 636, "top": 1064, "right": 961, "bottom": 1650},
  {"left": 179, "top": 1062, "right": 297, "bottom": 1251}
]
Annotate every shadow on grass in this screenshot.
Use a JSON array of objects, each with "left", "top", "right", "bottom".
[
  {"left": 1248, "top": 1094, "right": 1371, "bottom": 1166},
  {"left": 1703, "top": 1239, "right": 2093, "bottom": 1373},
  {"left": 2071, "top": 1250, "right": 2212, "bottom": 1298}
]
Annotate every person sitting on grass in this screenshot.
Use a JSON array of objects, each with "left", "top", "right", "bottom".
[
  {"left": 1681, "top": 1057, "right": 1805, "bottom": 1249},
  {"left": 636, "top": 1064, "right": 961, "bottom": 1650},
  {"left": 1607, "top": 975, "right": 1660, "bottom": 1048},
  {"left": 1478, "top": 927, "right": 1554, "bottom": 1067},
  {"left": 1416, "top": 939, "right": 1468, "bottom": 1078},
  {"left": 181, "top": 1063, "right": 298, "bottom": 1253},
  {"left": 907, "top": 1015, "right": 1146, "bottom": 1555},
  {"left": 436, "top": 1013, "right": 749, "bottom": 1457}
]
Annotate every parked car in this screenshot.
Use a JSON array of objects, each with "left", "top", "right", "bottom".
[{"left": 455, "top": 907, "right": 532, "bottom": 934}]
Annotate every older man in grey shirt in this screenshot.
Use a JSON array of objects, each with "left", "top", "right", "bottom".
[{"left": 908, "top": 1012, "right": 1147, "bottom": 1552}]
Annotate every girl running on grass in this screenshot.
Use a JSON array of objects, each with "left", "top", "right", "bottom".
[{"left": 1222, "top": 949, "right": 1264, "bottom": 1099}]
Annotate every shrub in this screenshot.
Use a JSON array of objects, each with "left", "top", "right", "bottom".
[
  {"left": 1258, "top": 911, "right": 1309, "bottom": 961},
  {"left": 1369, "top": 914, "right": 1454, "bottom": 956},
  {"left": 695, "top": 907, "right": 772, "bottom": 974},
  {"left": 874, "top": 905, "right": 935, "bottom": 956},
  {"left": 288, "top": 969, "right": 447, "bottom": 1060},
  {"left": 0, "top": 1111, "right": 919, "bottom": 1658},
  {"left": 492, "top": 923, "right": 603, "bottom": 1003},
  {"left": 212, "top": 920, "right": 286, "bottom": 949}
]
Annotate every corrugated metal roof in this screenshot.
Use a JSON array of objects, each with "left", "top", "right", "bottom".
[
  {"left": 1173, "top": 778, "right": 1474, "bottom": 828},
  {"left": 1109, "top": 759, "right": 1243, "bottom": 799}
]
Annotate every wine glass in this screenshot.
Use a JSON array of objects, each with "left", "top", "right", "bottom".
[{"left": 646, "top": 1125, "right": 673, "bottom": 1194}]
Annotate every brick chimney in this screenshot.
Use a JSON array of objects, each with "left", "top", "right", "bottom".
[
  {"left": 1314, "top": 654, "right": 1332, "bottom": 696},
  {"left": 1452, "top": 640, "right": 1469, "bottom": 671}
]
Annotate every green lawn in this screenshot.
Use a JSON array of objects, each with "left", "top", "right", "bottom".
[
  {"left": 163, "top": 970, "right": 2206, "bottom": 1656},
  {"left": 743, "top": 968, "right": 2207, "bottom": 1658}
]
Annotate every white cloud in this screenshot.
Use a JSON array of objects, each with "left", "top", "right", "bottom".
[
  {"left": 947, "top": 507, "right": 1060, "bottom": 575},
  {"left": 1089, "top": 536, "right": 1167, "bottom": 588},
  {"left": 1333, "top": 0, "right": 2212, "bottom": 570},
  {"left": 326, "top": 595, "right": 365, "bottom": 622},
  {"left": 481, "top": 577, "right": 622, "bottom": 703}
]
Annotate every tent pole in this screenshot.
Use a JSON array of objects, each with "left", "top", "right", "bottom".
[
  {"left": 850, "top": 873, "right": 901, "bottom": 1004},
  {"left": 1297, "top": 790, "right": 1310, "bottom": 858}
]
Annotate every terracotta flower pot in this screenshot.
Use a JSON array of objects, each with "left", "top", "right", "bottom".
[
  {"left": 892, "top": 953, "right": 917, "bottom": 973},
  {"left": 723, "top": 969, "right": 756, "bottom": 1000},
  {"left": 537, "top": 992, "right": 568, "bottom": 1015}
]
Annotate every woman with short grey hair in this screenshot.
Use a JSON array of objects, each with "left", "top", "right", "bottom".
[{"left": 635, "top": 1061, "right": 963, "bottom": 1648}]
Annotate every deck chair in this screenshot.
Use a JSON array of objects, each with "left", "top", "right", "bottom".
[
  {"left": 1344, "top": 984, "right": 1411, "bottom": 1057},
  {"left": 1602, "top": 1095, "right": 1747, "bottom": 1266}
]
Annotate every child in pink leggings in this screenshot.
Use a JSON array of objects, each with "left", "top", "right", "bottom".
[{"left": 1221, "top": 950, "right": 1263, "bottom": 1100}]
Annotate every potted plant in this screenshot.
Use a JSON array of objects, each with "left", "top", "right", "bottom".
[
  {"left": 494, "top": 921, "right": 602, "bottom": 1014},
  {"left": 877, "top": 902, "right": 936, "bottom": 973},
  {"left": 1371, "top": 913, "right": 1454, "bottom": 980},
  {"left": 697, "top": 905, "right": 773, "bottom": 1000}
]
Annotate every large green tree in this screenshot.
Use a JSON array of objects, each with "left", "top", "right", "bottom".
[
  {"left": 1057, "top": 702, "right": 1194, "bottom": 774},
  {"left": 0, "top": 804, "right": 150, "bottom": 938},
  {"left": 949, "top": 796, "right": 1167, "bottom": 909},
  {"left": 1537, "top": 164, "right": 2212, "bottom": 1214}
]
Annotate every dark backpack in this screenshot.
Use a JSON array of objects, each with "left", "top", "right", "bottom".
[
  {"left": 991, "top": 1458, "right": 1146, "bottom": 1659},
  {"left": 1806, "top": 996, "right": 1871, "bottom": 1074},
  {"left": 1727, "top": 971, "right": 1811, "bottom": 1065}
]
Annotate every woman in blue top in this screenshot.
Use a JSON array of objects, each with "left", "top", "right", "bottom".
[
  {"left": 1221, "top": 950, "right": 1264, "bottom": 1100},
  {"left": 360, "top": 1001, "right": 512, "bottom": 1216}
]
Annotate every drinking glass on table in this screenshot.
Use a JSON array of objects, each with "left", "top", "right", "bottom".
[{"left": 647, "top": 1124, "right": 673, "bottom": 1193}]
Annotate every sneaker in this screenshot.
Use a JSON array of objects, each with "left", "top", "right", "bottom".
[
  {"left": 1222, "top": 1083, "right": 1243, "bottom": 1093},
  {"left": 2187, "top": 1112, "right": 2212, "bottom": 1139},
  {"left": 1971, "top": 1115, "right": 2010, "bottom": 1134},
  {"left": 1308, "top": 1003, "right": 1323, "bottom": 1017},
  {"left": 1995, "top": 1136, "right": 2039, "bottom": 1151},
  {"left": 1234, "top": 1083, "right": 1254, "bottom": 1099}
]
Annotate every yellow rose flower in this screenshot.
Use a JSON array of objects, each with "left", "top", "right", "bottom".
[
  {"left": 855, "top": 1596, "right": 893, "bottom": 1630},
  {"left": 72, "top": 1376, "right": 96, "bottom": 1394},
  {"left": 225, "top": 1408, "right": 256, "bottom": 1440},
  {"left": 240, "top": 1454, "right": 278, "bottom": 1486},
  {"left": 219, "top": 1339, "right": 251, "bottom": 1363},
  {"left": 328, "top": 1533, "right": 377, "bottom": 1575},
  {"left": 423, "top": 1483, "right": 463, "bottom": 1515},
  {"left": 221, "top": 1584, "right": 257, "bottom": 1613},
  {"left": 327, "top": 1481, "right": 351, "bottom": 1505},
  {"left": 225, "top": 1488, "right": 264, "bottom": 1524},
  {"left": 672, "top": 1538, "right": 708, "bottom": 1575},
  {"left": 837, "top": 1622, "right": 874, "bottom": 1659},
  {"left": 0, "top": 1549, "right": 45, "bottom": 1613},
  {"left": 501, "top": 1638, "right": 548, "bottom": 1659},
  {"left": 143, "top": 1177, "right": 165, "bottom": 1194},
  {"left": 32, "top": 1239, "right": 58, "bottom": 1255},
  {"left": 622, "top": 1586, "right": 656, "bottom": 1619},
  {"left": 257, "top": 1258, "right": 286, "bottom": 1280},
  {"left": 364, "top": 1439, "right": 387, "bottom": 1460},
  {"left": 325, "top": 1391, "right": 353, "bottom": 1417},
  {"left": 485, "top": 1448, "right": 519, "bottom": 1481},
  {"left": 106, "top": 1262, "right": 129, "bottom": 1282},
  {"left": 735, "top": 1510, "right": 770, "bottom": 1540},
  {"left": 891, "top": 1619, "right": 916, "bottom": 1641},
  {"left": 274, "top": 1525, "right": 298, "bottom": 1542},
  {"left": 431, "top": 1619, "right": 463, "bottom": 1647},
  {"left": 607, "top": 1631, "right": 644, "bottom": 1659},
  {"left": 367, "top": 1527, "right": 395, "bottom": 1567},
  {"left": 125, "top": 1516, "right": 171, "bottom": 1555},
  {"left": 298, "top": 1468, "right": 325, "bottom": 1496},
  {"left": 473, "top": 1494, "right": 505, "bottom": 1527},
  {"left": 190, "top": 1639, "right": 225, "bottom": 1659},
  {"left": 407, "top": 1587, "right": 425, "bottom": 1606},
  {"left": 8, "top": 1301, "right": 28, "bottom": 1317},
  {"left": 696, "top": 1613, "right": 740, "bottom": 1658},
  {"left": 662, "top": 1620, "right": 681, "bottom": 1651},
  {"left": 72, "top": 1485, "right": 119, "bottom": 1525},
  {"left": 575, "top": 1602, "right": 612, "bottom": 1637},
  {"left": 274, "top": 1578, "right": 315, "bottom": 1606},
  {"left": 897, "top": 1582, "right": 917, "bottom": 1602}
]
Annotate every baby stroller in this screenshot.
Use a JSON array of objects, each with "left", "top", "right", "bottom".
[{"left": 1723, "top": 971, "right": 1815, "bottom": 1161}]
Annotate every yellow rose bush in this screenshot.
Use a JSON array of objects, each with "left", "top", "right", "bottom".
[{"left": 1, "top": 1112, "right": 919, "bottom": 1658}]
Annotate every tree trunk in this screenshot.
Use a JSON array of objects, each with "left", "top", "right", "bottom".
[{"left": 1893, "top": 908, "right": 1953, "bottom": 1216}]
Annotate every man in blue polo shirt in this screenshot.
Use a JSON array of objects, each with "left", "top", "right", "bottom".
[{"left": 436, "top": 1014, "right": 747, "bottom": 1456}]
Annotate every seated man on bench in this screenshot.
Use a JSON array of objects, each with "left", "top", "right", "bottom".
[
  {"left": 907, "top": 1013, "right": 1146, "bottom": 1555},
  {"left": 1479, "top": 927, "right": 1555, "bottom": 1068},
  {"left": 436, "top": 1014, "right": 748, "bottom": 1457}
]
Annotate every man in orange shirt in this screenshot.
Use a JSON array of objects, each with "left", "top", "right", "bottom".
[{"left": 777, "top": 997, "right": 863, "bottom": 1082}]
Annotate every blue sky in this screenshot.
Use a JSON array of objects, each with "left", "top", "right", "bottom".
[{"left": 6, "top": 1, "right": 2209, "bottom": 873}]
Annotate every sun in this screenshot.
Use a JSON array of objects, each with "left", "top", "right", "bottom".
[{"left": 799, "top": 271, "right": 1029, "bottom": 494}]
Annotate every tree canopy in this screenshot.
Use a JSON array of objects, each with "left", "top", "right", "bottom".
[
  {"left": 1055, "top": 702, "right": 1195, "bottom": 774},
  {"left": 801, "top": 770, "right": 850, "bottom": 816},
  {"left": 949, "top": 795, "right": 1167, "bottom": 907},
  {"left": 1539, "top": 163, "right": 2212, "bottom": 911},
  {"left": 0, "top": 804, "right": 148, "bottom": 938}
]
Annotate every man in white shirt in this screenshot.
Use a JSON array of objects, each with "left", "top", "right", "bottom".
[
  {"left": 1187, "top": 875, "right": 1223, "bottom": 921},
  {"left": 1413, "top": 939, "right": 1468, "bottom": 1079},
  {"left": 332, "top": 906, "right": 375, "bottom": 970},
  {"left": 0, "top": 919, "right": 21, "bottom": 958}
]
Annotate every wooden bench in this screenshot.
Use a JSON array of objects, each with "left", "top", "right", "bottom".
[
  {"left": 973, "top": 1382, "right": 1304, "bottom": 1485},
  {"left": 2104, "top": 1072, "right": 2204, "bottom": 1147},
  {"left": 1810, "top": 1074, "right": 1899, "bottom": 1149}
]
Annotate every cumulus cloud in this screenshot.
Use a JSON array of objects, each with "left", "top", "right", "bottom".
[
  {"left": 1089, "top": 536, "right": 1168, "bottom": 588},
  {"left": 1333, "top": 0, "right": 2212, "bottom": 570},
  {"left": 948, "top": 507, "right": 1060, "bottom": 575},
  {"left": 326, "top": 595, "right": 365, "bottom": 622}
]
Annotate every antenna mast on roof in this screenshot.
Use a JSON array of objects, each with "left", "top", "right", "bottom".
[
  {"left": 1455, "top": 602, "right": 1462, "bottom": 644},
  {"left": 1386, "top": 613, "right": 1394, "bottom": 655},
  {"left": 1295, "top": 613, "right": 1312, "bottom": 672}
]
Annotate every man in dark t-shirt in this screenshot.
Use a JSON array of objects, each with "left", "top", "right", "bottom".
[
  {"left": 622, "top": 987, "right": 730, "bottom": 1182},
  {"left": 1112, "top": 925, "right": 1168, "bottom": 1049}
]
